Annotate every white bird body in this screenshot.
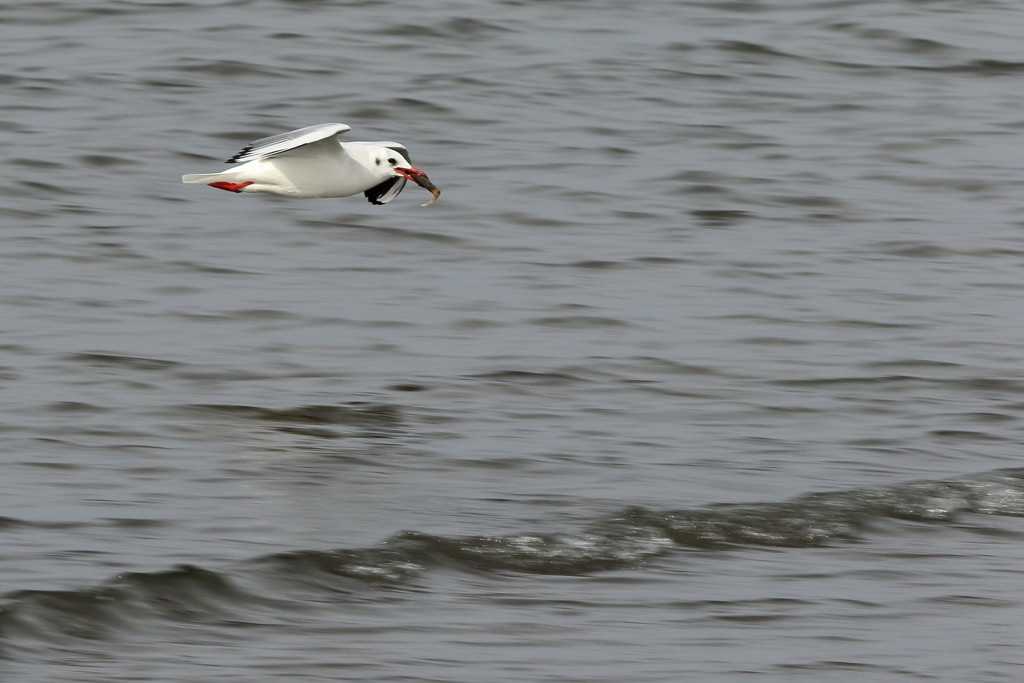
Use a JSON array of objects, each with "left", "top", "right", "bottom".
[{"left": 182, "top": 123, "right": 440, "bottom": 205}]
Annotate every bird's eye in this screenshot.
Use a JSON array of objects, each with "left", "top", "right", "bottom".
[{"left": 387, "top": 158, "right": 397, "bottom": 165}]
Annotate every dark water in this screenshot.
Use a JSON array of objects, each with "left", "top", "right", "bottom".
[{"left": 3, "top": 0, "right": 1024, "bottom": 680}]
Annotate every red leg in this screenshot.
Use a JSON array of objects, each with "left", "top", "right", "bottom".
[{"left": 209, "top": 181, "right": 254, "bottom": 193}]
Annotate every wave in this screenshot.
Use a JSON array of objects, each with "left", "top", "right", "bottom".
[{"left": 2, "top": 467, "right": 1024, "bottom": 648}]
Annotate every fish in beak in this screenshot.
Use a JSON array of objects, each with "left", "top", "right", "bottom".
[{"left": 395, "top": 167, "right": 441, "bottom": 206}]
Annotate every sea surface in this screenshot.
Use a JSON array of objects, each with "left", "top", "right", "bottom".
[{"left": 2, "top": 0, "right": 1024, "bottom": 680}]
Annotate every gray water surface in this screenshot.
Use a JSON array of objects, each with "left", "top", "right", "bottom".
[{"left": 2, "top": 0, "right": 1024, "bottom": 680}]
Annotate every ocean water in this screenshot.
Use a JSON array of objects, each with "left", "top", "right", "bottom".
[{"left": 2, "top": 0, "right": 1024, "bottom": 680}]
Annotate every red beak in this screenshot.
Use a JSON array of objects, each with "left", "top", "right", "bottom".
[{"left": 394, "top": 166, "right": 425, "bottom": 181}]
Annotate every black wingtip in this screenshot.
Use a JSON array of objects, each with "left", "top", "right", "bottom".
[
  {"left": 364, "top": 177, "right": 399, "bottom": 205},
  {"left": 224, "top": 146, "right": 252, "bottom": 164}
]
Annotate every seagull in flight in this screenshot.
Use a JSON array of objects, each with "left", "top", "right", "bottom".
[{"left": 182, "top": 123, "right": 440, "bottom": 206}]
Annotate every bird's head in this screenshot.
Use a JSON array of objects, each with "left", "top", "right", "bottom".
[{"left": 379, "top": 152, "right": 440, "bottom": 206}]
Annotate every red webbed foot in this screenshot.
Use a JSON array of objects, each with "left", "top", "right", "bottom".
[{"left": 209, "top": 181, "right": 253, "bottom": 193}]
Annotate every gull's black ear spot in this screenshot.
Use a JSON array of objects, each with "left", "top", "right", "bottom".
[{"left": 375, "top": 158, "right": 381, "bottom": 166}]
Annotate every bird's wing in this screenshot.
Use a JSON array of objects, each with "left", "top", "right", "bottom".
[
  {"left": 225, "top": 123, "right": 352, "bottom": 164},
  {"left": 363, "top": 177, "right": 407, "bottom": 205}
]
